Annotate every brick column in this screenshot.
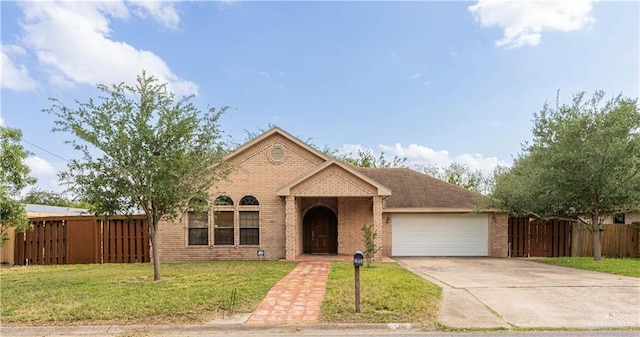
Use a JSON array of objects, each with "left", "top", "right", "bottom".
[
  {"left": 489, "top": 213, "right": 509, "bottom": 257},
  {"left": 285, "top": 196, "right": 297, "bottom": 260},
  {"left": 372, "top": 196, "right": 383, "bottom": 261}
]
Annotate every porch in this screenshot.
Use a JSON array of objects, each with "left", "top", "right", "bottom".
[{"left": 282, "top": 196, "right": 385, "bottom": 260}]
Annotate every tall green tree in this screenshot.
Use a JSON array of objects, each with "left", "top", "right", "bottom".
[
  {"left": 46, "top": 72, "right": 231, "bottom": 280},
  {"left": 492, "top": 91, "right": 640, "bottom": 260},
  {"left": 21, "top": 188, "right": 91, "bottom": 209},
  {"left": 0, "top": 127, "right": 36, "bottom": 245},
  {"left": 416, "top": 162, "right": 500, "bottom": 195}
]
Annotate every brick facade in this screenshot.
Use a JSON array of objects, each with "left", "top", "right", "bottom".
[
  {"left": 488, "top": 213, "right": 509, "bottom": 257},
  {"left": 382, "top": 213, "right": 393, "bottom": 257},
  {"left": 156, "top": 128, "right": 509, "bottom": 262},
  {"left": 157, "top": 131, "right": 388, "bottom": 262}
]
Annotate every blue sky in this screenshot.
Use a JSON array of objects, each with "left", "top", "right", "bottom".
[{"left": 1, "top": 0, "right": 638, "bottom": 193}]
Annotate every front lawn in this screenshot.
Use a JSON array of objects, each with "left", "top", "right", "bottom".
[
  {"left": 540, "top": 257, "right": 640, "bottom": 277},
  {"left": 0, "top": 261, "right": 296, "bottom": 325},
  {"left": 320, "top": 262, "right": 441, "bottom": 324}
]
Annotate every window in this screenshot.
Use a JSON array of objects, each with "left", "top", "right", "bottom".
[
  {"left": 239, "top": 196, "right": 260, "bottom": 245},
  {"left": 215, "top": 195, "right": 234, "bottom": 206},
  {"left": 214, "top": 195, "right": 234, "bottom": 245},
  {"left": 187, "top": 198, "right": 208, "bottom": 246},
  {"left": 214, "top": 211, "right": 234, "bottom": 245},
  {"left": 614, "top": 213, "right": 625, "bottom": 224},
  {"left": 240, "top": 211, "right": 259, "bottom": 245},
  {"left": 240, "top": 196, "right": 259, "bottom": 206}
]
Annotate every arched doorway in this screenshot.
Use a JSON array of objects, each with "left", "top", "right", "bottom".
[{"left": 303, "top": 207, "right": 338, "bottom": 254}]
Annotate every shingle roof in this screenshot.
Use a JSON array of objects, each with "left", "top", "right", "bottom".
[{"left": 355, "top": 167, "right": 487, "bottom": 210}]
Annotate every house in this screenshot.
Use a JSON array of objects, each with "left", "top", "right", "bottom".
[{"left": 157, "top": 127, "right": 508, "bottom": 261}]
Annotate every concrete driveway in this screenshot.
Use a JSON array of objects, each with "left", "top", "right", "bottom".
[{"left": 396, "top": 257, "right": 640, "bottom": 329}]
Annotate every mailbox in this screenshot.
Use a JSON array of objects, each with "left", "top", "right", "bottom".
[{"left": 353, "top": 250, "right": 364, "bottom": 267}]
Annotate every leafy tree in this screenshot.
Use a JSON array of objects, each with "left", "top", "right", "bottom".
[
  {"left": 239, "top": 124, "right": 276, "bottom": 144},
  {"left": 21, "top": 188, "right": 91, "bottom": 209},
  {"left": 416, "top": 162, "right": 500, "bottom": 195},
  {"left": 492, "top": 91, "right": 640, "bottom": 260},
  {"left": 0, "top": 127, "right": 36, "bottom": 245},
  {"left": 331, "top": 147, "right": 500, "bottom": 194},
  {"left": 329, "top": 148, "right": 407, "bottom": 168},
  {"left": 45, "top": 72, "right": 231, "bottom": 280},
  {"left": 361, "top": 223, "right": 381, "bottom": 268}
]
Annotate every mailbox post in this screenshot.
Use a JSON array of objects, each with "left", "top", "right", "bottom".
[{"left": 353, "top": 250, "right": 364, "bottom": 313}]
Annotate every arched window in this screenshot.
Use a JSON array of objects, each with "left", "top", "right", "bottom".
[
  {"left": 187, "top": 198, "right": 208, "bottom": 246},
  {"left": 214, "top": 195, "right": 234, "bottom": 245},
  {"left": 214, "top": 195, "right": 234, "bottom": 206},
  {"left": 239, "top": 196, "right": 259, "bottom": 245},
  {"left": 240, "top": 196, "right": 259, "bottom": 206}
]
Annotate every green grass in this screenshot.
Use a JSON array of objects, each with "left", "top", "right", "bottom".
[
  {"left": 0, "top": 261, "right": 296, "bottom": 325},
  {"left": 320, "top": 262, "right": 441, "bottom": 324},
  {"left": 539, "top": 257, "right": 640, "bottom": 277}
]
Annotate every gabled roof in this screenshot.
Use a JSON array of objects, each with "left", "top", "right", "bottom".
[
  {"left": 355, "top": 167, "right": 487, "bottom": 211},
  {"left": 224, "top": 127, "right": 331, "bottom": 163},
  {"left": 277, "top": 160, "right": 392, "bottom": 197}
]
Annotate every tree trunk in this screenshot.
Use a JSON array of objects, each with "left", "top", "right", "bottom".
[
  {"left": 591, "top": 213, "right": 602, "bottom": 261},
  {"left": 150, "top": 220, "right": 161, "bottom": 281}
]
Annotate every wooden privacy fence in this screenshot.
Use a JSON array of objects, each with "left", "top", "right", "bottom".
[
  {"left": 508, "top": 217, "right": 572, "bottom": 257},
  {"left": 14, "top": 216, "right": 150, "bottom": 266},
  {"left": 573, "top": 224, "right": 639, "bottom": 258}
]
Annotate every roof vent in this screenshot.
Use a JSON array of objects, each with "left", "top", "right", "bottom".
[{"left": 269, "top": 145, "right": 286, "bottom": 163}]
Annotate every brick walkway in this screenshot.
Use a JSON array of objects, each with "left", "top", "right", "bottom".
[{"left": 246, "top": 261, "right": 330, "bottom": 324}]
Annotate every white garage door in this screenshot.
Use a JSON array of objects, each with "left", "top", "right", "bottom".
[{"left": 392, "top": 213, "right": 488, "bottom": 256}]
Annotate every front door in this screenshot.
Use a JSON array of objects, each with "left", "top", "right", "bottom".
[
  {"left": 303, "top": 207, "right": 337, "bottom": 254},
  {"left": 311, "top": 214, "right": 330, "bottom": 253}
]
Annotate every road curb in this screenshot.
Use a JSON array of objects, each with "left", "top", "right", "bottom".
[{"left": 0, "top": 322, "right": 435, "bottom": 336}]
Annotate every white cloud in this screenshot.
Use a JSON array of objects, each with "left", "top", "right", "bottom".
[
  {"left": 24, "top": 156, "right": 65, "bottom": 192},
  {"left": 25, "top": 156, "right": 57, "bottom": 176},
  {"left": 338, "top": 143, "right": 509, "bottom": 175},
  {"left": 410, "top": 73, "right": 423, "bottom": 80},
  {"left": 379, "top": 143, "right": 453, "bottom": 167},
  {"left": 14, "top": 1, "right": 196, "bottom": 96},
  {"left": 469, "top": 0, "right": 594, "bottom": 49},
  {"left": 0, "top": 116, "right": 4, "bottom": 126},
  {"left": 1, "top": 44, "right": 38, "bottom": 91},
  {"left": 131, "top": 1, "right": 180, "bottom": 29}
]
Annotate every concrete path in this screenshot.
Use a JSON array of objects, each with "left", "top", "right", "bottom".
[
  {"left": 397, "top": 257, "right": 640, "bottom": 329},
  {"left": 246, "top": 261, "right": 330, "bottom": 324}
]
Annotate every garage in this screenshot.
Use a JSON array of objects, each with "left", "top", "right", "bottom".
[{"left": 391, "top": 213, "right": 488, "bottom": 256}]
